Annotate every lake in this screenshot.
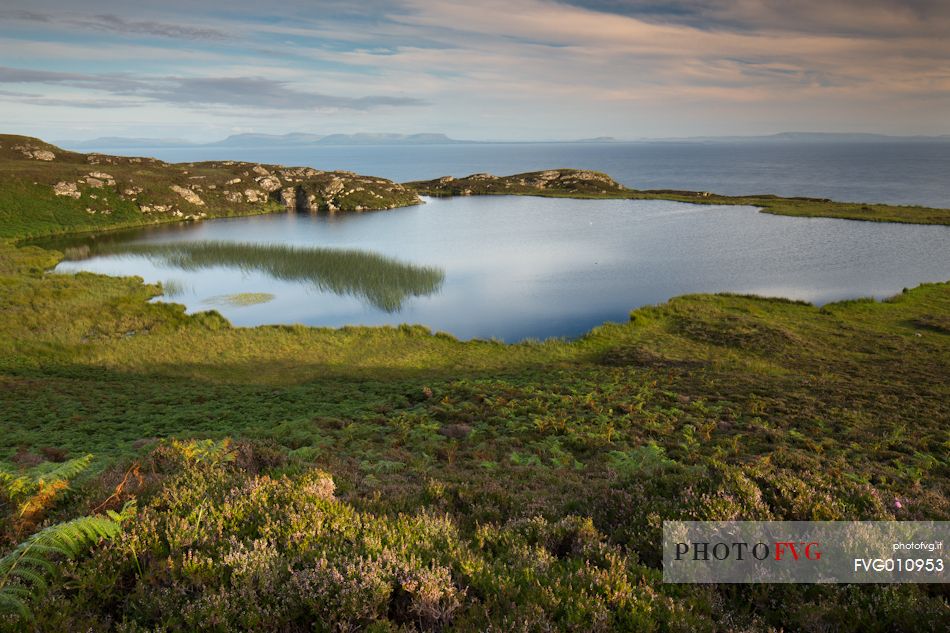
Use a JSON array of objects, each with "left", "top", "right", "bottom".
[
  {"left": 84, "top": 140, "right": 950, "bottom": 208},
  {"left": 48, "top": 196, "right": 950, "bottom": 341}
]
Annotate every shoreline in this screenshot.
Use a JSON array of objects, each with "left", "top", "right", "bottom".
[
  {"left": 406, "top": 172, "right": 950, "bottom": 225},
  {"left": 29, "top": 200, "right": 950, "bottom": 345},
  {"left": 2, "top": 140, "right": 948, "bottom": 632}
]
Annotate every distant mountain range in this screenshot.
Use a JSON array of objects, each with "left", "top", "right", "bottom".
[
  {"left": 211, "top": 132, "right": 466, "bottom": 147},
  {"left": 58, "top": 132, "right": 471, "bottom": 150},
  {"left": 55, "top": 131, "right": 950, "bottom": 150}
]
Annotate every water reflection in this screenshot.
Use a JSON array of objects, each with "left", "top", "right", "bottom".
[
  {"left": 63, "top": 240, "right": 445, "bottom": 312},
  {"left": 39, "top": 197, "right": 950, "bottom": 341}
]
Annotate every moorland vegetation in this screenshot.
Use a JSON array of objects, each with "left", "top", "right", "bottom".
[{"left": 0, "top": 136, "right": 947, "bottom": 631}]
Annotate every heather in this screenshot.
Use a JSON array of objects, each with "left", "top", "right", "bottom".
[
  {"left": 3, "top": 439, "right": 946, "bottom": 632},
  {"left": 0, "top": 139, "right": 948, "bottom": 631}
]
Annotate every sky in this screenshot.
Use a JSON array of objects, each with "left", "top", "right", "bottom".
[{"left": 0, "top": 0, "right": 948, "bottom": 141}]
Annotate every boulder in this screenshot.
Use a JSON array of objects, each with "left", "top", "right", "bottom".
[
  {"left": 244, "top": 189, "right": 265, "bottom": 203},
  {"left": 255, "top": 175, "right": 282, "bottom": 192},
  {"left": 280, "top": 188, "right": 297, "bottom": 210},
  {"left": 53, "top": 181, "right": 81, "bottom": 199},
  {"left": 170, "top": 184, "right": 205, "bottom": 206}
]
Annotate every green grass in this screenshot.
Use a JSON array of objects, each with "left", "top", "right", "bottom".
[
  {"left": 0, "top": 141, "right": 948, "bottom": 631},
  {"left": 203, "top": 292, "right": 276, "bottom": 307},
  {"left": 0, "top": 134, "right": 420, "bottom": 241},
  {"left": 626, "top": 190, "right": 950, "bottom": 224}
]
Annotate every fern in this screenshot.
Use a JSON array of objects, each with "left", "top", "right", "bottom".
[
  {"left": 33, "top": 454, "right": 94, "bottom": 486},
  {"left": 0, "top": 501, "right": 135, "bottom": 619},
  {"left": 0, "top": 455, "right": 94, "bottom": 522},
  {"left": 0, "top": 471, "right": 32, "bottom": 504},
  {"left": 172, "top": 439, "right": 235, "bottom": 466},
  {"left": 1, "top": 454, "right": 94, "bottom": 503},
  {"left": 607, "top": 443, "right": 675, "bottom": 478}
]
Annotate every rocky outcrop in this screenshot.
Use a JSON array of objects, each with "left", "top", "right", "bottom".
[
  {"left": 279, "top": 188, "right": 296, "bottom": 210},
  {"left": 53, "top": 172, "right": 119, "bottom": 199},
  {"left": 279, "top": 167, "right": 322, "bottom": 180},
  {"left": 13, "top": 143, "right": 55, "bottom": 161},
  {"left": 270, "top": 173, "right": 420, "bottom": 213},
  {"left": 88, "top": 172, "right": 115, "bottom": 184},
  {"left": 300, "top": 189, "right": 320, "bottom": 212},
  {"left": 275, "top": 186, "right": 315, "bottom": 212},
  {"left": 53, "top": 181, "right": 81, "bottom": 199},
  {"left": 406, "top": 169, "right": 627, "bottom": 197},
  {"left": 2, "top": 133, "right": 423, "bottom": 221},
  {"left": 139, "top": 204, "right": 171, "bottom": 214},
  {"left": 244, "top": 189, "right": 266, "bottom": 203},
  {"left": 255, "top": 175, "right": 282, "bottom": 192},
  {"left": 322, "top": 177, "right": 345, "bottom": 200},
  {"left": 170, "top": 185, "right": 205, "bottom": 206}
]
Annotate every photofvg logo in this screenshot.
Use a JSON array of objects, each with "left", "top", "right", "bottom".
[
  {"left": 674, "top": 539, "right": 822, "bottom": 563},
  {"left": 663, "top": 521, "right": 948, "bottom": 583}
]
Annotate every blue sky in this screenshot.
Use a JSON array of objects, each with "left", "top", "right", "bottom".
[{"left": 1, "top": 0, "right": 948, "bottom": 141}]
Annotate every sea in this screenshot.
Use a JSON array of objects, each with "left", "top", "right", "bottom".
[{"left": 81, "top": 140, "right": 950, "bottom": 208}]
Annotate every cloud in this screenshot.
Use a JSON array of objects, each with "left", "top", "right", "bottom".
[
  {"left": 0, "top": 88, "right": 142, "bottom": 108},
  {"left": 149, "top": 77, "right": 425, "bottom": 110},
  {"left": 392, "top": 0, "right": 950, "bottom": 94},
  {"left": 0, "top": 66, "right": 143, "bottom": 93},
  {"left": 2, "top": 9, "right": 230, "bottom": 40},
  {"left": 0, "top": 66, "right": 425, "bottom": 111},
  {"left": 1, "top": 0, "right": 947, "bottom": 137},
  {"left": 2, "top": 9, "right": 51, "bottom": 22},
  {"left": 557, "top": 1, "right": 950, "bottom": 36},
  {"left": 72, "top": 13, "right": 231, "bottom": 40}
]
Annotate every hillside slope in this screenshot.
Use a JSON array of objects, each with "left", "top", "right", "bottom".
[
  {"left": 0, "top": 136, "right": 947, "bottom": 631},
  {"left": 0, "top": 135, "right": 420, "bottom": 239}
]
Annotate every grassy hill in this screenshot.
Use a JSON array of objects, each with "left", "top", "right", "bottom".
[
  {"left": 0, "top": 139, "right": 947, "bottom": 631},
  {"left": 0, "top": 134, "right": 421, "bottom": 239}
]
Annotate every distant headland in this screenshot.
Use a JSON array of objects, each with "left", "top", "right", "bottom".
[{"left": 52, "top": 131, "right": 950, "bottom": 152}]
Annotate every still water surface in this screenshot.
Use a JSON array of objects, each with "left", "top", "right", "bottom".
[{"left": 50, "top": 197, "right": 950, "bottom": 341}]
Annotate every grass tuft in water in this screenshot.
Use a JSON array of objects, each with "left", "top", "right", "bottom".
[
  {"left": 87, "top": 241, "right": 445, "bottom": 312},
  {"left": 203, "top": 292, "right": 276, "bottom": 307},
  {"left": 161, "top": 278, "right": 188, "bottom": 298}
]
